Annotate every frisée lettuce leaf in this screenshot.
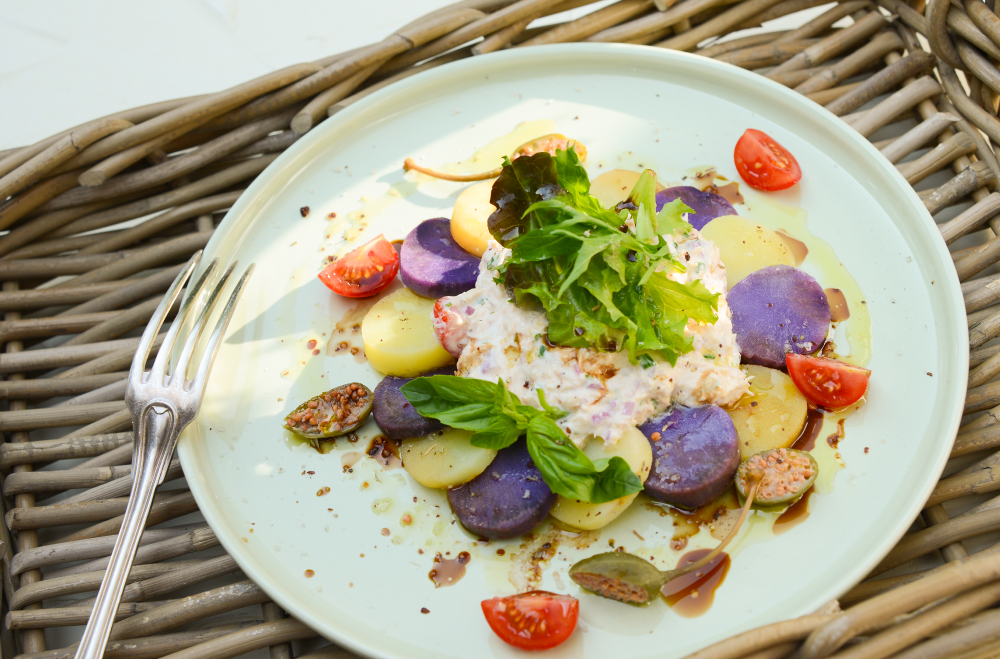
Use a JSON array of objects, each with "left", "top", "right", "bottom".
[{"left": 486, "top": 148, "right": 719, "bottom": 365}]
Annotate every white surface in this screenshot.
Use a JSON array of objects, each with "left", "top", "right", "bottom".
[
  {"left": 0, "top": 0, "right": 625, "bottom": 149},
  {"left": 178, "top": 43, "right": 966, "bottom": 659},
  {"left": 0, "top": 1, "right": 838, "bottom": 151},
  {"left": 0, "top": 0, "right": 449, "bottom": 149}
]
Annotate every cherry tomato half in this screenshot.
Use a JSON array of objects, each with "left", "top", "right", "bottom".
[
  {"left": 481, "top": 591, "right": 579, "bottom": 651},
  {"left": 734, "top": 129, "right": 802, "bottom": 191},
  {"left": 318, "top": 234, "right": 399, "bottom": 298},
  {"left": 786, "top": 353, "right": 871, "bottom": 409},
  {"left": 432, "top": 298, "right": 468, "bottom": 358}
]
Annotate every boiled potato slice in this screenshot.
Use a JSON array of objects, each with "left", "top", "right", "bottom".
[
  {"left": 401, "top": 427, "right": 497, "bottom": 489},
  {"left": 700, "top": 215, "right": 794, "bottom": 290},
  {"left": 451, "top": 180, "right": 496, "bottom": 257},
  {"left": 590, "top": 169, "right": 665, "bottom": 209},
  {"left": 361, "top": 288, "right": 454, "bottom": 377},
  {"left": 549, "top": 426, "right": 653, "bottom": 531},
  {"left": 727, "top": 365, "right": 808, "bottom": 461}
]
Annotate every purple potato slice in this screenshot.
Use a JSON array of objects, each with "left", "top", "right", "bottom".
[
  {"left": 638, "top": 405, "right": 740, "bottom": 509},
  {"left": 372, "top": 366, "right": 454, "bottom": 440},
  {"left": 655, "top": 186, "right": 736, "bottom": 231},
  {"left": 448, "top": 439, "right": 556, "bottom": 539},
  {"left": 728, "top": 265, "right": 831, "bottom": 369},
  {"left": 400, "top": 218, "right": 480, "bottom": 298}
]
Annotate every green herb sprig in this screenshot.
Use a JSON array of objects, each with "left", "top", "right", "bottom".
[
  {"left": 400, "top": 375, "right": 642, "bottom": 504},
  {"left": 487, "top": 148, "right": 719, "bottom": 365}
]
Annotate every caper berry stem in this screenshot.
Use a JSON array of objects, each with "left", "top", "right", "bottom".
[
  {"left": 660, "top": 475, "right": 762, "bottom": 588},
  {"left": 402, "top": 158, "right": 501, "bottom": 182}
]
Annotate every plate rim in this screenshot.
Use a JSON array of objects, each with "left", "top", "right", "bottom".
[{"left": 178, "top": 41, "right": 969, "bottom": 658}]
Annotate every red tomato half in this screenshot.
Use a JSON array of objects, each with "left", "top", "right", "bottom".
[
  {"left": 318, "top": 234, "right": 399, "bottom": 298},
  {"left": 786, "top": 353, "right": 870, "bottom": 409},
  {"left": 734, "top": 129, "right": 802, "bottom": 191},
  {"left": 481, "top": 591, "right": 578, "bottom": 651}
]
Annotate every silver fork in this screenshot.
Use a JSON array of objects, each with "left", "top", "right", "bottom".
[{"left": 75, "top": 251, "right": 254, "bottom": 659}]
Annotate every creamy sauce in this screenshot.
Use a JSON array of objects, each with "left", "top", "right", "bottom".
[{"left": 448, "top": 239, "right": 749, "bottom": 448}]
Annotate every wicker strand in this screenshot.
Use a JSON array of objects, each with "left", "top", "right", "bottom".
[{"left": 3, "top": 2, "right": 1000, "bottom": 658}]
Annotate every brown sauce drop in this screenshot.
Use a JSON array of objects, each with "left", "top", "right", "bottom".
[
  {"left": 367, "top": 435, "right": 402, "bottom": 469},
  {"left": 775, "top": 230, "right": 808, "bottom": 266},
  {"left": 307, "top": 339, "right": 317, "bottom": 350},
  {"left": 706, "top": 182, "right": 744, "bottom": 206},
  {"left": 693, "top": 167, "right": 717, "bottom": 189},
  {"left": 646, "top": 487, "right": 740, "bottom": 546},
  {"left": 826, "top": 418, "right": 846, "bottom": 448},
  {"left": 661, "top": 548, "right": 730, "bottom": 617},
  {"left": 773, "top": 487, "right": 814, "bottom": 536},
  {"left": 792, "top": 408, "right": 825, "bottom": 451},
  {"left": 341, "top": 451, "right": 364, "bottom": 472},
  {"left": 429, "top": 551, "right": 470, "bottom": 588},
  {"left": 825, "top": 288, "right": 850, "bottom": 322},
  {"left": 341, "top": 436, "right": 403, "bottom": 471}
]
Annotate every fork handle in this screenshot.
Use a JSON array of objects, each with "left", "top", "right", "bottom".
[{"left": 75, "top": 409, "right": 175, "bottom": 659}]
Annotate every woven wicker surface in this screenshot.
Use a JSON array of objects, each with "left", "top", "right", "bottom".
[{"left": 2, "top": 0, "right": 999, "bottom": 657}]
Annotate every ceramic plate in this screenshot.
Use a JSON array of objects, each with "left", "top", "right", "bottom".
[{"left": 178, "top": 44, "right": 967, "bottom": 659}]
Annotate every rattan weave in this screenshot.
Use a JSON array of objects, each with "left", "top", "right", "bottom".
[{"left": 2, "top": 1, "right": 1000, "bottom": 657}]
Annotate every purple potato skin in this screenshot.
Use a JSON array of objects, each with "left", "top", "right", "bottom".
[
  {"left": 372, "top": 366, "right": 454, "bottom": 440},
  {"left": 655, "top": 186, "right": 736, "bottom": 231},
  {"left": 638, "top": 405, "right": 740, "bottom": 509},
  {"left": 400, "top": 218, "right": 480, "bottom": 298},
  {"left": 728, "top": 265, "right": 831, "bottom": 369},
  {"left": 448, "top": 440, "right": 557, "bottom": 539}
]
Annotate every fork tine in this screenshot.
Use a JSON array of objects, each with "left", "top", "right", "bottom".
[
  {"left": 190, "top": 264, "right": 255, "bottom": 400},
  {"left": 129, "top": 252, "right": 202, "bottom": 385},
  {"left": 170, "top": 261, "right": 238, "bottom": 386},
  {"left": 148, "top": 258, "right": 220, "bottom": 386}
]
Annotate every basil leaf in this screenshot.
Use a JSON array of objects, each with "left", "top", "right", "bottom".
[
  {"left": 588, "top": 456, "right": 645, "bottom": 504},
  {"left": 469, "top": 416, "right": 522, "bottom": 450},
  {"left": 400, "top": 375, "right": 500, "bottom": 431},
  {"left": 405, "top": 376, "right": 641, "bottom": 504},
  {"left": 525, "top": 415, "right": 643, "bottom": 504}
]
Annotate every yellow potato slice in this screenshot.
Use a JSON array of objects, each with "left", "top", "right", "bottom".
[
  {"left": 700, "top": 215, "right": 794, "bottom": 290},
  {"left": 589, "top": 169, "right": 666, "bottom": 209},
  {"left": 361, "top": 288, "right": 454, "bottom": 377},
  {"left": 727, "top": 365, "right": 808, "bottom": 461},
  {"left": 549, "top": 427, "right": 653, "bottom": 531},
  {"left": 451, "top": 180, "right": 496, "bottom": 257},
  {"left": 400, "top": 427, "right": 497, "bottom": 489}
]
